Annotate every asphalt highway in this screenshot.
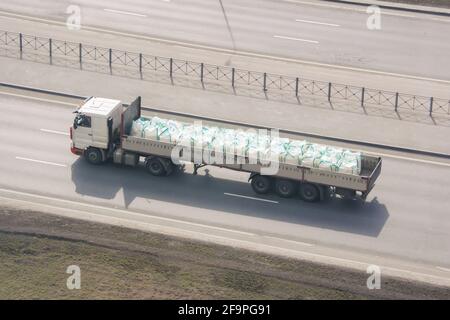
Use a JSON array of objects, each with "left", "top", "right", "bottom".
[{"left": 1, "top": 92, "right": 450, "bottom": 286}]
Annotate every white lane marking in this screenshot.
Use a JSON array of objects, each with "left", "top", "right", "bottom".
[
  {"left": 0, "top": 91, "right": 78, "bottom": 106},
  {"left": 381, "top": 11, "right": 416, "bottom": 18},
  {"left": 264, "top": 236, "right": 314, "bottom": 247},
  {"left": 284, "top": 0, "right": 366, "bottom": 11},
  {"left": 103, "top": 8, "right": 147, "bottom": 17},
  {"left": 40, "top": 129, "right": 69, "bottom": 136},
  {"left": 273, "top": 35, "right": 319, "bottom": 44},
  {"left": 437, "top": 266, "right": 450, "bottom": 272},
  {"left": 224, "top": 192, "right": 279, "bottom": 204},
  {"left": 15, "top": 156, "right": 67, "bottom": 167},
  {"left": 295, "top": 19, "right": 340, "bottom": 27},
  {"left": 428, "top": 17, "right": 450, "bottom": 23},
  {"left": 1, "top": 10, "right": 449, "bottom": 84},
  {"left": 1, "top": 187, "right": 449, "bottom": 287}
]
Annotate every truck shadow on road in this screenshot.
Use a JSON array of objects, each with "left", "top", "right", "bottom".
[{"left": 70, "top": 159, "right": 389, "bottom": 237}]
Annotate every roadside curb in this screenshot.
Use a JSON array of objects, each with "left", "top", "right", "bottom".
[
  {"left": 322, "top": 0, "right": 450, "bottom": 16},
  {"left": 2, "top": 82, "right": 450, "bottom": 160}
]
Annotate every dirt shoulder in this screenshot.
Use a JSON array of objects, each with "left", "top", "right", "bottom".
[{"left": 0, "top": 207, "right": 449, "bottom": 299}]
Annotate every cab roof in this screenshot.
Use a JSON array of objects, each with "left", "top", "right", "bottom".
[{"left": 78, "top": 97, "right": 122, "bottom": 116}]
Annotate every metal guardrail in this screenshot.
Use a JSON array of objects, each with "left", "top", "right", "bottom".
[{"left": 1, "top": 30, "right": 449, "bottom": 116}]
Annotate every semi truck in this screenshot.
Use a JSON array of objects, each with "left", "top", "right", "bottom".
[{"left": 70, "top": 96, "right": 382, "bottom": 202}]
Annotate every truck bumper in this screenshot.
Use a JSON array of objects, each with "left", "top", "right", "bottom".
[{"left": 71, "top": 146, "right": 83, "bottom": 155}]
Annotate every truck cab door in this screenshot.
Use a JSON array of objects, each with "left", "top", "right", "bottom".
[{"left": 73, "top": 114, "right": 93, "bottom": 149}]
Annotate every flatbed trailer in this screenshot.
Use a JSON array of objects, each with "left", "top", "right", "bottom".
[{"left": 71, "top": 96, "right": 382, "bottom": 202}]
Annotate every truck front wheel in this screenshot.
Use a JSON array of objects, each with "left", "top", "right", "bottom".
[
  {"left": 251, "top": 175, "right": 272, "bottom": 194},
  {"left": 299, "top": 183, "right": 320, "bottom": 202},
  {"left": 275, "top": 179, "right": 297, "bottom": 198},
  {"left": 85, "top": 147, "right": 103, "bottom": 165},
  {"left": 146, "top": 157, "right": 166, "bottom": 176}
]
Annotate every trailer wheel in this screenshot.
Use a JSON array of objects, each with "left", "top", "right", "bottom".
[
  {"left": 85, "top": 147, "right": 103, "bottom": 165},
  {"left": 275, "top": 179, "right": 297, "bottom": 198},
  {"left": 251, "top": 175, "right": 272, "bottom": 194},
  {"left": 146, "top": 157, "right": 166, "bottom": 176},
  {"left": 299, "top": 183, "right": 320, "bottom": 202}
]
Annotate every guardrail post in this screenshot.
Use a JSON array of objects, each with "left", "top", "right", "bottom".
[
  {"left": 49, "top": 38, "right": 52, "bottom": 64},
  {"left": 394, "top": 92, "right": 399, "bottom": 112},
  {"left": 139, "top": 53, "right": 143, "bottom": 74},
  {"left": 295, "top": 77, "right": 299, "bottom": 97},
  {"left": 109, "top": 48, "right": 112, "bottom": 70},
  {"left": 19, "top": 33, "right": 23, "bottom": 58},
  {"left": 200, "top": 63, "right": 204, "bottom": 83},
  {"left": 361, "top": 87, "right": 365, "bottom": 107},
  {"left": 263, "top": 73, "right": 267, "bottom": 92},
  {"left": 327, "top": 82, "right": 332, "bottom": 102},
  {"left": 232, "top": 67, "right": 235, "bottom": 88},
  {"left": 429, "top": 97, "right": 434, "bottom": 116},
  {"left": 79, "top": 43, "right": 82, "bottom": 67},
  {"left": 169, "top": 58, "right": 173, "bottom": 78}
]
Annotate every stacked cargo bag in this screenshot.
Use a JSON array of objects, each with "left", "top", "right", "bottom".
[
  {"left": 245, "top": 131, "right": 260, "bottom": 163},
  {"left": 210, "top": 127, "right": 226, "bottom": 156},
  {"left": 235, "top": 130, "right": 251, "bottom": 158},
  {"left": 313, "top": 146, "right": 339, "bottom": 172},
  {"left": 202, "top": 126, "right": 220, "bottom": 163},
  {"left": 337, "top": 150, "right": 361, "bottom": 175},
  {"left": 298, "top": 142, "right": 316, "bottom": 167},
  {"left": 130, "top": 117, "right": 151, "bottom": 138},
  {"left": 167, "top": 120, "right": 184, "bottom": 144},
  {"left": 288, "top": 140, "right": 307, "bottom": 166},
  {"left": 270, "top": 138, "right": 292, "bottom": 163},
  {"left": 222, "top": 129, "right": 237, "bottom": 156},
  {"left": 130, "top": 116, "right": 363, "bottom": 176},
  {"left": 141, "top": 117, "right": 166, "bottom": 140}
]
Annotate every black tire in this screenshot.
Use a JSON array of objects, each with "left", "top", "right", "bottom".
[
  {"left": 299, "top": 183, "right": 320, "bottom": 202},
  {"left": 85, "top": 147, "right": 103, "bottom": 165},
  {"left": 146, "top": 157, "right": 166, "bottom": 176},
  {"left": 275, "top": 179, "right": 297, "bottom": 198},
  {"left": 251, "top": 175, "right": 272, "bottom": 194}
]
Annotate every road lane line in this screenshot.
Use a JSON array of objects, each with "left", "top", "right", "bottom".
[
  {"left": 381, "top": 12, "right": 416, "bottom": 18},
  {"left": 295, "top": 19, "right": 340, "bottom": 27},
  {"left": 224, "top": 192, "right": 279, "bottom": 204},
  {"left": 1, "top": 10, "right": 449, "bottom": 84},
  {"left": 264, "top": 236, "right": 314, "bottom": 247},
  {"left": 40, "top": 129, "right": 69, "bottom": 136},
  {"left": 0, "top": 91, "right": 78, "bottom": 106},
  {"left": 437, "top": 266, "right": 450, "bottom": 272},
  {"left": 284, "top": 0, "right": 366, "bottom": 11},
  {"left": 273, "top": 35, "right": 319, "bottom": 44},
  {"left": 103, "top": 8, "right": 147, "bottom": 18},
  {"left": 15, "top": 156, "right": 67, "bottom": 167}
]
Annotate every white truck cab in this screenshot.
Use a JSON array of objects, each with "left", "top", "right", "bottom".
[{"left": 71, "top": 97, "right": 122, "bottom": 163}]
